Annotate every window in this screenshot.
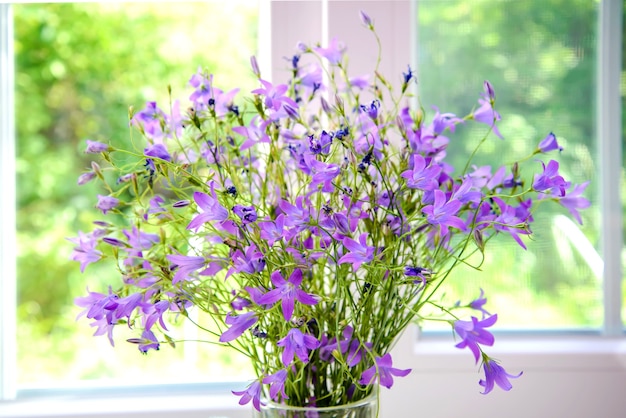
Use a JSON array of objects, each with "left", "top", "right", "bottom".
[
  {"left": 416, "top": 0, "right": 605, "bottom": 330},
  {"left": 11, "top": 2, "right": 260, "bottom": 390},
  {"left": 1, "top": 1, "right": 625, "bottom": 417}
]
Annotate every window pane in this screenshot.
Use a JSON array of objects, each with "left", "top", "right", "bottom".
[
  {"left": 15, "top": 1, "right": 258, "bottom": 387},
  {"left": 416, "top": 0, "right": 601, "bottom": 329}
]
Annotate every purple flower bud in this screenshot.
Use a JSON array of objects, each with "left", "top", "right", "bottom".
[
  {"left": 483, "top": 80, "right": 495, "bottom": 102},
  {"left": 250, "top": 55, "right": 260, "bottom": 78},
  {"left": 402, "top": 65, "right": 414, "bottom": 85},
  {"left": 90, "top": 161, "right": 101, "bottom": 175},
  {"left": 359, "top": 10, "right": 373, "bottom": 28},
  {"left": 102, "top": 237, "right": 128, "bottom": 247},
  {"left": 84, "top": 140, "right": 110, "bottom": 154},
  {"left": 320, "top": 96, "right": 332, "bottom": 115},
  {"left": 117, "top": 173, "right": 136, "bottom": 184},
  {"left": 334, "top": 94, "right": 344, "bottom": 112},
  {"left": 173, "top": 200, "right": 190, "bottom": 208},
  {"left": 291, "top": 54, "right": 300, "bottom": 69},
  {"left": 96, "top": 195, "right": 119, "bottom": 215},
  {"left": 284, "top": 104, "right": 299, "bottom": 120},
  {"left": 77, "top": 172, "right": 96, "bottom": 186}
]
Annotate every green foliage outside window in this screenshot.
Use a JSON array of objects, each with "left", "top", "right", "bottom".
[
  {"left": 15, "top": 2, "right": 258, "bottom": 385},
  {"left": 416, "top": 0, "right": 607, "bottom": 329}
]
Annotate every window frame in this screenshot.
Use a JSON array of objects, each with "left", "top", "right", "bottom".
[
  {"left": 0, "top": 1, "right": 625, "bottom": 417},
  {"left": 0, "top": 1, "right": 17, "bottom": 403}
]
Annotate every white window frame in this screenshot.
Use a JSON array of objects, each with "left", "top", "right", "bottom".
[{"left": 1, "top": 1, "right": 625, "bottom": 417}]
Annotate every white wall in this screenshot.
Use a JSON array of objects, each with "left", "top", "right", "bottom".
[{"left": 381, "top": 329, "right": 626, "bottom": 418}]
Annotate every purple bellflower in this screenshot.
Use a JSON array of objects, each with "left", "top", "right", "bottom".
[
  {"left": 401, "top": 154, "right": 441, "bottom": 191},
  {"left": 359, "top": 353, "right": 411, "bottom": 389},
  {"left": 309, "top": 130, "right": 333, "bottom": 155},
  {"left": 469, "top": 288, "right": 491, "bottom": 318},
  {"left": 122, "top": 226, "right": 159, "bottom": 263},
  {"left": 299, "top": 64, "right": 324, "bottom": 95},
  {"left": 360, "top": 100, "right": 380, "bottom": 120},
  {"left": 472, "top": 85, "right": 503, "bottom": 139},
  {"left": 68, "top": 230, "right": 103, "bottom": 273},
  {"left": 279, "top": 197, "right": 311, "bottom": 231},
  {"left": 338, "top": 232, "right": 375, "bottom": 271},
  {"left": 232, "top": 380, "right": 264, "bottom": 411},
  {"left": 537, "top": 132, "right": 563, "bottom": 153},
  {"left": 142, "top": 299, "right": 170, "bottom": 332},
  {"left": 308, "top": 158, "right": 341, "bottom": 193},
  {"left": 454, "top": 314, "right": 498, "bottom": 363},
  {"left": 404, "top": 266, "right": 432, "bottom": 286},
  {"left": 452, "top": 177, "right": 483, "bottom": 205},
  {"left": 262, "top": 369, "right": 289, "bottom": 400},
  {"left": 227, "top": 244, "right": 266, "bottom": 278},
  {"left": 256, "top": 269, "right": 320, "bottom": 321},
  {"left": 276, "top": 328, "right": 320, "bottom": 367},
  {"left": 348, "top": 75, "right": 370, "bottom": 90},
  {"left": 320, "top": 326, "right": 352, "bottom": 359},
  {"left": 166, "top": 254, "right": 207, "bottom": 284},
  {"left": 422, "top": 190, "right": 466, "bottom": 236},
  {"left": 232, "top": 204, "right": 258, "bottom": 225},
  {"left": 490, "top": 198, "right": 531, "bottom": 250},
  {"left": 259, "top": 214, "right": 286, "bottom": 246},
  {"left": 252, "top": 79, "right": 298, "bottom": 118},
  {"left": 188, "top": 70, "right": 214, "bottom": 108},
  {"left": 232, "top": 116, "right": 271, "bottom": 151},
  {"left": 556, "top": 181, "right": 591, "bottom": 224},
  {"left": 219, "top": 311, "right": 259, "bottom": 343},
  {"left": 132, "top": 101, "right": 166, "bottom": 138},
  {"left": 479, "top": 358, "right": 523, "bottom": 395},
  {"left": 74, "top": 286, "right": 120, "bottom": 346},
  {"left": 532, "top": 160, "right": 568, "bottom": 197},
  {"left": 144, "top": 143, "right": 171, "bottom": 162},
  {"left": 187, "top": 183, "right": 229, "bottom": 231},
  {"left": 127, "top": 328, "right": 160, "bottom": 354},
  {"left": 344, "top": 337, "right": 372, "bottom": 367},
  {"left": 214, "top": 88, "right": 240, "bottom": 118},
  {"left": 314, "top": 37, "right": 345, "bottom": 65}
]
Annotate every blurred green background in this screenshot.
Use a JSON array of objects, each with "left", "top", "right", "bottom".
[
  {"left": 416, "top": 0, "right": 615, "bottom": 329},
  {"left": 15, "top": 2, "right": 258, "bottom": 386},
  {"left": 13, "top": 0, "right": 624, "bottom": 386}
]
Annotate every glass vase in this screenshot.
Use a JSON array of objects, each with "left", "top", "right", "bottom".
[{"left": 253, "top": 391, "right": 379, "bottom": 418}]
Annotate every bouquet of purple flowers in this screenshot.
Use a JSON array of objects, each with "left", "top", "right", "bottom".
[{"left": 71, "top": 11, "right": 589, "bottom": 410}]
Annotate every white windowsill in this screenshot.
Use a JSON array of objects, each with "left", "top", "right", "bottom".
[
  {"left": 412, "top": 332, "right": 626, "bottom": 371},
  {"left": 2, "top": 334, "right": 625, "bottom": 418}
]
